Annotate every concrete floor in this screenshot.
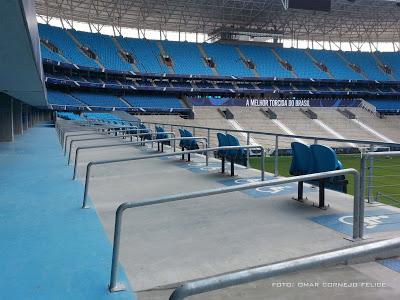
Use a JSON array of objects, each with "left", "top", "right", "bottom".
[{"left": 61, "top": 122, "right": 400, "bottom": 299}]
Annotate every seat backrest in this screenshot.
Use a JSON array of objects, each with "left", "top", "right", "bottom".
[
  {"left": 310, "top": 144, "right": 340, "bottom": 172},
  {"left": 226, "top": 134, "right": 241, "bottom": 156},
  {"left": 179, "top": 128, "right": 187, "bottom": 147},
  {"left": 289, "top": 142, "right": 314, "bottom": 175},
  {"left": 217, "top": 133, "right": 228, "bottom": 156}
]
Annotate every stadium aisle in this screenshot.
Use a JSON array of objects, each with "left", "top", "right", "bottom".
[{"left": 0, "top": 125, "right": 135, "bottom": 300}]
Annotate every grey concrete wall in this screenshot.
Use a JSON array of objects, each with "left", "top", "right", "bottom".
[{"left": 0, "top": 93, "right": 14, "bottom": 142}]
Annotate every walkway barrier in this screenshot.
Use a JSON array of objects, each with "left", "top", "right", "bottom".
[
  {"left": 65, "top": 131, "right": 159, "bottom": 158},
  {"left": 107, "top": 168, "right": 361, "bottom": 292},
  {"left": 168, "top": 237, "right": 400, "bottom": 300},
  {"left": 72, "top": 136, "right": 209, "bottom": 179},
  {"left": 82, "top": 145, "right": 265, "bottom": 209},
  {"left": 67, "top": 132, "right": 177, "bottom": 164},
  {"left": 62, "top": 127, "right": 148, "bottom": 152},
  {"left": 143, "top": 121, "right": 400, "bottom": 178},
  {"left": 360, "top": 151, "right": 400, "bottom": 234}
]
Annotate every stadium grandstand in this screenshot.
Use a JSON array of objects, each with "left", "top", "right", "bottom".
[{"left": 2, "top": 0, "right": 400, "bottom": 299}]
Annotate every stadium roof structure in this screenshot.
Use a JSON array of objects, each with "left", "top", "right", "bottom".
[{"left": 35, "top": 0, "right": 400, "bottom": 44}]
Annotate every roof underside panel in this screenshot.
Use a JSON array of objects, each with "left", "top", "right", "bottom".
[{"left": 35, "top": 0, "right": 400, "bottom": 43}]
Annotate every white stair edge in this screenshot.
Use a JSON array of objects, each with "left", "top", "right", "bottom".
[
  {"left": 313, "top": 119, "right": 357, "bottom": 148},
  {"left": 271, "top": 119, "right": 305, "bottom": 144},
  {"left": 351, "top": 119, "right": 395, "bottom": 144},
  {"left": 227, "top": 119, "right": 260, "bottom": 146}
]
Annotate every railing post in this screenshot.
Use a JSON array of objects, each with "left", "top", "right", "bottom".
[
  {"left": 206, "top": 129, "right": 210, "bottom": 166},
  {"left": 368, "top": 144, "right": 375, "bottom": 203},
  {"left": 356, "top": 161, "right": 364, "bottom": 239},
  {"left": 82, "top": 163, "right": 92, "bottom": 209},
  {"left": 360, "top": 155, "right": 367, "bottom": 206},
  {"left": 246, "top": 132, "right": 250, "bottom": 168},
  {"left": 274, "top": 135, "right": 279, "bottom": 177},
  {"left": 109, "top": 205, "right": 126, "bottom": 292},
  {"left": 314, "top": 138, "right": 318, "bottom": 144},
  {"left": 261, "top": 148, "right": 265, "bottom": 181}
]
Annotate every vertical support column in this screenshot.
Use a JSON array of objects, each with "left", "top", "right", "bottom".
[
  {"left": 13, "top": 100, "right": 23, "bottom": 135},
  {"left": 0, "top": 93, "right": 14, "bottom": 142},
  {"left": 22, "top": 105, "right": 28, "bottom": 131}
]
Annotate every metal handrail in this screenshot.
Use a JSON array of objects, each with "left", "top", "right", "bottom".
[
  {"left": 68, "top": 131, "right": 176, "bottom": 165},
  {"left": 360, "top": 150, "right": 400, "bottom": 236},
  {"left": 72, "top": 135, "right": 211, "bottom": 179},
  {"left": 66, "top": 132, "right": 158, "bottom": 158},
  {"left": 169, "top": 237, "right": 400, "bottom": 300},
  {"left": 61, "top": 130, "right": 101, "bottom": 148},
  {"left": 82, "top": 145, "right": 265, "bottom": 209},
  {"left": 143, "top": 121, "right": 400, "bottom": 148},
  {"left": 62, "top": 127, "right": 149, "bottom": 151},
  {"left": 107, "top": 168, "right": 361, "bottom": 292}
]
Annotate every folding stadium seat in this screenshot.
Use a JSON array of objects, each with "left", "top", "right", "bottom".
[
  {"left": 225, "top": 134, "right": 247, "bottom": 176},
  {"left": 310, "top": 144, "right": 347, "bottom": 198},
  {"left": 178, "top": 129, "right": 199, "bottom": 161},
  {"left": 289, "top": 142, "right": 347, "bottom": 209},
  {"left": 155, "top": 126, "right": 170, "bottom": 151},
  {"left": 289, "top": 142, "right": 314, "bottom": 176},
  {"left": 216, "top": 133, "right": 229, "bottom": 173},
  {"left": 139, "top": 123, "right": 152, "bottom": 143}
]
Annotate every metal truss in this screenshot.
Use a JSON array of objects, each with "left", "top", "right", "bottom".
[{"left": 35, "top": 0, "right": 400, "bottom": 44}]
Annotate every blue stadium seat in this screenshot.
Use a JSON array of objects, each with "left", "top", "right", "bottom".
[
  {"left": 139, "top": 123, "right": 152, "bottom": 141},
  {"left": 275, "top": 48, "right": 328, "bottom": 79},
  {"left": 290, "top": 143, "right": 347, "bottom": 208},
  {"left": 116, "top": 37, "right": 169, "bottom": 73},
  {"left": 343, "top": 51, "right": 390, "bottom": 81},
  {"left": 239, "top": 45, "right": 293, "bottom": 78},
  {"left": 71, "top": 30, "right": 133, "bottom": 71},
  {"left": 289, "top": 142, "right": 314, "bottom": 176},
  {"left": 122, "top": 95, "right": 184, "bottom": 109},
  {"left": 225, "top": 134, "right": 247, "bottom": 176},
  {"left": 202, "top": 43, "right": 253, "bottom": 77},
  {"left": 162, "top": 40, "right": 213, "bottom": 75},
  {"left": 38, "top": 24, "right": 99, "bottom": 68},
  {"left": 47, "top": 90, "right": 85, "bottom": 107},
  {"left": 310, "top": 144, "right": 343, "bottom": 173}
]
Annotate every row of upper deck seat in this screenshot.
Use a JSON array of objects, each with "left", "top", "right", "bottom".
[
  {"left": 48, "top": 90, "right": 184, "bottom": 109},
  {"left": 39, "top": 24, "right": 400, "bottom": 81}
]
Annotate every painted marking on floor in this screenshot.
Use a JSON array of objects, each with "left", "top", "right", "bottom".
[
  {"left": 310, "top": 208, "right": 400, "bottom": 236},
  {"left": 379, "top": 259, "right": 400, "bottom": 273},
  {"left": 219, "top": 177, "right": 316, "bottom": 198}
]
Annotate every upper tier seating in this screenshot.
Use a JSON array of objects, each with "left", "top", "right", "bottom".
[
  {"left": 57, "top": 112, "right": 83, "bottom": 120},
  {"left": 309, "top": 50, "right": 363, "bottom": 80},
  {"left": 275, "top": 48, "right": 328, "bottom": 79},
  {"left": 82, "top": 112, "right": 121, "bottom": 121},
  {"left": 368, "top": 99, "right": 400, "bottom": 112},
  {"left": 38, "top": 24, "right": 98, "bottom": 68},
  {"left": 116, "top": 37, "right": 169, "bottom": 73},
  {"left": 71, "top": 91, "right": 128, "bottom": 107},
  {"left": 122, "top": 95, "right": 184, "bottom": 108},
  {"left": 40, "top": 44, "right": 68, "bottom": 63},
  {"left": 239, "top": 45, "right": 293, "bottom": 78},
  {"left": 376, "top": 52, "right": 400, "bottom": 80},
  {"left": 71, "top": 30, "right": 133, "bottom": 71},
  {"left": 343, "top": 51, "right": 391, "bottom": 81},
  {"left": 39, "top": 25, "right": 400, "bottom": 82},
  {"left": 162, "top": 41, "right": 213, "bottom": 75},
  {"left": 202, "top": 43, "right": 253, "bottom": 77},
  {"left": 47, "top": 90, "right": 85, "bottom": 106}
]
